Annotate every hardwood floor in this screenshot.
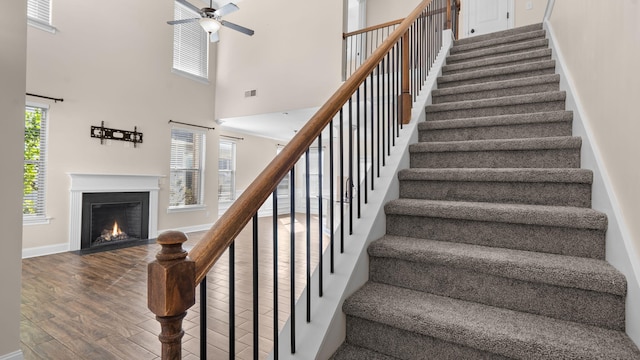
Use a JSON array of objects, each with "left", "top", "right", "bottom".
[{"left": 21, "top": 214, "right": 328, "bottom": 359}]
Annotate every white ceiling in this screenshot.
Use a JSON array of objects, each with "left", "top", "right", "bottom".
[{"left": 217, "top": 107, "right": 321, "bottom": 142}]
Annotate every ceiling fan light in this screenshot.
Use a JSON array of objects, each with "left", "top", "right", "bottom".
[{"left": 199, "top": 18, "right": 221, "bottom": 33}]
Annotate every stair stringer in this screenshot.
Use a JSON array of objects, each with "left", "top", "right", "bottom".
[
  {"left": 545, "top": 19, "right": 640, "bottom": 348},
  {"left": 267, "top": 30, "right": 455, "bottom": 360}
]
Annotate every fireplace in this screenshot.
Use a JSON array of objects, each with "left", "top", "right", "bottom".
[
  {"left": 81, "top": 192, "right": 149, "bottom": 250},
  {"left": 69, "top": 173, "right": 162, "bottom": 252}
]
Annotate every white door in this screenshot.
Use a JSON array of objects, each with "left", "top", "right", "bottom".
[{"left": 466, "top": 0, "right": 513, "bottom": 37}]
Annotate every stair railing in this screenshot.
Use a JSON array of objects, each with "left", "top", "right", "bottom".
[
  {"left": 343, "top": 0, "right": 459, "bottom": 80},
  {"left": 148, "top": 0, "right": 454, "bottom": 358}
]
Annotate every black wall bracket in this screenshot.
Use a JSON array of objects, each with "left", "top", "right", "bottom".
[{"left": 91, "top": 121, "right": 143, "bottom": 147}]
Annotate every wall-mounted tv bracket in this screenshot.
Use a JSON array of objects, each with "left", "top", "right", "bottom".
[{"left": 91, "top": 121, "right": 143, "bottom": 147}]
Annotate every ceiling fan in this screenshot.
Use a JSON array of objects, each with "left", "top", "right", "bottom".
[{"left": 168, "top": 0, "right": 255, "bottom": 43}]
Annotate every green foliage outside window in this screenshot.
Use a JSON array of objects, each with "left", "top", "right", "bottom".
[{"left": 24, "top": 108, "right": 42, "bottom": 214}]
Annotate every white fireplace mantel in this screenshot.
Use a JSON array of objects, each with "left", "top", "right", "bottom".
[{"left": 68, "top": 173, "right": 163, "bottom": 251}]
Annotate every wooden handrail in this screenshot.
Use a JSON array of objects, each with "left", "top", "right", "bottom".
[
  {"left": 188, "top": 0, "right": 435, "bottom": 285},
  {"left": 343, "top": 18, "right": 404, "bottom": 38},
  {"left": 149, "top": 1, "right": 438, "bottom": 358}
]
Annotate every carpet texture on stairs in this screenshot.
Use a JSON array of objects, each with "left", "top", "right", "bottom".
[{"left": 331, "top": 23, "right": 640, "bottom": 359}]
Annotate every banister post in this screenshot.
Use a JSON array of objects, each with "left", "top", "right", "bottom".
[
  {"left": 400, "top": 30, "right": 412, "bottom": 124},
  {"left": 447, "top": 0, "right": 452, "bottom": 30},
  {"left": 148, "top": 231, "right": 196, "bottom": 360}
]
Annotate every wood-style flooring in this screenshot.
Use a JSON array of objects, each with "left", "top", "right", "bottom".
[{"left": 21, "top": 214, "right": 328, "bottom": 359}]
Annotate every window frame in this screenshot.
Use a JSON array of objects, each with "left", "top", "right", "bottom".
[
  {"left": 27, "top": 0, "right": 57, "bottom": 33},
  {"left": 23, "top": 102, "right": 49, "bottom": 225},
  {"left": 172, "top": 0, "right": 209, "bottom": 82},
  {"left": 217, "top": 139, "right": 236, "bottom": 203},
  {"left": 168, "top": 126, "right": 207, "bottom": 211}
]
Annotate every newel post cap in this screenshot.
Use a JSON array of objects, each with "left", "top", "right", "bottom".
[{"left": 148, "top": 231, "right": 196, "bottom": 316}]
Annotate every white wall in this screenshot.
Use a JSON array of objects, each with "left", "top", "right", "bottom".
[
  {"left": 514, "top": 0, "right": 546, "bottom": 27},
  {"left": 366, "top": 0, "right": 420, "bottom": 26},
  {"left": 0, "top": 0, "right": 26, "bottom": 357},
  {"left": 549, "top": 0, "right": 640, "bottom": 271},
  {"left": 214, "top": 0, "right": 344, "bottom": 119}
]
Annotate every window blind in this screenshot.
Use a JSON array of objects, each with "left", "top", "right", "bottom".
[
  {"left": 173, "top": 1, "right": 208, "bottom": 79},
  {"left": 24, "top": 105, "right": 48, "bottom": 219},
  {"left": 170, "top": 128, "right": 205, "bottom": 207},
  {"left": 27, "top": 0, "right": 51, "bottom": 25},
  {"left": 218, "top": 140, "right": 236, "bottom": 201}
]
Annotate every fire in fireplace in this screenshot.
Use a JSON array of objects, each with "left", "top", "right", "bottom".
[{"left": 81, "top": 192, "right": 149, "bottom": 251}]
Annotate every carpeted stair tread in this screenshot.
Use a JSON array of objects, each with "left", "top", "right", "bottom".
[
  {"left": 343, "top": 282, "right": 640, "bottom": 359},
  {"left": 330, "top": 343, "right": 400, "bottom": 360},
  {"left": 384, "top": 198, "right": 607, "bottom": 230},
  {"left": 369, "top": 235, "right": 625, "bottom": 296},
  {"left": 437, "top": 60, "right": 556, "bottom": 87},
  {"left": 433, "top": 74, "right": 560, "bottom": 103},
  {"left": 442, "top": 48, "right": 552, "bottom": 75},
  {"left": 398, "top": 167, "right": 592, "bottom": 184},
  {"left": 419, "top": 111, "right": 572, "bottom": 130},
  {"left": 446, "top": 38, "right": 549, "bottom": 65},
  {"left": 409, "top": 136, "right": 580, "bottom": 152},
  {"left": 453, "top": 23, "right": 543, "bottom": 46},
  {"left": 450, "top": 29, "right": 546, "bottom": 55}
]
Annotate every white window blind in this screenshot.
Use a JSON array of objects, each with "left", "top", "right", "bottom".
[
  {"left": 170, "top": 128, "right": 206, "bottom": 207},
  {"left": 27, "top": 0, "right": 51, "bottom": 25},
  {"left": 24, "top": 105, "right": 48, "bottom": 220},
  {"left": 218, "top": 140, "right": 236, "bottom": 202},
  {"left": 173, "top": 1, "right": 209, "bottom": 79}
]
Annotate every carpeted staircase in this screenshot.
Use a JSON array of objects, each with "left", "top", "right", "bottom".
[{"left": 331, "top": 23, "right": 640, "bottom": 359}]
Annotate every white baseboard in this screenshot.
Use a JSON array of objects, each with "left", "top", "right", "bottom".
[
  {"left": 545, "top": 20, "right": 640, "bottom": 348},
  {"left": 22, "top": 243, "right": 69, "bottom": 259},
  {"left": 157, "top": 223, "right": 214, "bottom": 236},
  {"left": 0, "top": 350, "right": 23, "bottom": 360}
]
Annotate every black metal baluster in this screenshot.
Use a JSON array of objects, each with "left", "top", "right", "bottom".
[
  {"left": 348, "top": 98, "right": 354, "bottom": 235},
  {"left": 329, "top": 120, "right": 335, "bottom": 272},
  {"left": 391, "top": 44, "right": 396, "bottom": 145},
  {"left": 253, "top": 214, "right": 259, "bottom": 359},
  {"left": 370, "top": 71, "right": 376, "bottom": 190},
  {"left": 200, "top": 277, "right": 207, "bottom": 360},
  {"left": 229, "top": 242, "right": 235, "bottom": 360},
  {"left": 305, "top": 149, "right": 311, "bottom": 323},
  {"left": 339, "top": 109, "right": 345, "bottom": 253},
  {"left": 377, "top": 63, "right": 382, "bottom": 172},
  {"left": 272, "top": 190, "right": 279, "bottom": 360},
  {"left": 381, "top": 58, "right": 386, "bottom": 167},
  {"left": 356, "top": 88, "right": 361, "bottom": 219},
  {"left": 289, "top": 167, "right": 296, "bottom": 354},
  {"left": 318, "top": 134, "right": 324, "bottom": 296},
  {"left": 387, "top": 53, "right": 391, "bottom": 156},
  {"left": 363, "top": 76, "right": 368, "bottom": 204}
]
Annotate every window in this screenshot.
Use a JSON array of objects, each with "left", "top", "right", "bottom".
[
  {"left": 27, "top": 0, "right": 56, "bottom": 33},
  {"left": 276, "top": 145, "right": 290, "bottom": 197},
  {"left": 173, "top": 0, "right": 209, "bottom": 80},
  {"left": 305, "top": 147, "right": 323, "bottom": 198},
  {"left": 24, "top": 104, "right": 48, "bottom": 221},
  {"left": 170, "top": 128, "right": 205, "bottom": 208},
  {"left": 218, "top": 140, "right": 236, "bottom": 202}
]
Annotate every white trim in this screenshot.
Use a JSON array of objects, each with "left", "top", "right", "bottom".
[
  {"left": 22, "top": 243, "right": 69, "bottom": 259},
  {"left": 545, "top": 19, "right": 640, "bottom": 348},
  {"left": 171, "top": 68, "right": 210, "bottom": 85},
  {"left": 268, "top": 30, "right": 454, "bottom": 360},
  {"left": 158, "top": 223, "right": 214, "bottom": 237},
  {"left": 0, "top": 350, "right": 23, "bottom": 360},
  {"left": 543, "top": 0, "right": 556, "bottom": 21},
  {"left": 68, "top": 173, "right": 162, "bottom": 251},
  {"left": 27, "top": 18, "right": 56, "bottom": 34},
  {"left": 167, "top": 204, "right": 207, "bottom": 213}
]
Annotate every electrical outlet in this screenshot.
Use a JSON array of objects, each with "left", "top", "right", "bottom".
[{"left": 526, "top": 1, "right": 533, "bottom": 10}]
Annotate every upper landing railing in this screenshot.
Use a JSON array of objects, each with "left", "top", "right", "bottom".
[{"left": 148, "top": 0, "right": 458, "bottom": 359}]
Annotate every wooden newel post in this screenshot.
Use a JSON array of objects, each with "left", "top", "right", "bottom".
[
  {"left": 399, "top": 30, "right": 412, "bottom": 124},
  {"left": 148, "top": 231, "right": 196, "bottom": 360}
]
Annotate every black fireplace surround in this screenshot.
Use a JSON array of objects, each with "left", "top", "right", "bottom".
[{"left": 81, "top": 192, "right": 150, "bottom": 253}]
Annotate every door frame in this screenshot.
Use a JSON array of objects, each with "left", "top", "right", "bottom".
[{"left": 460, "top": 0, "right": 514, "bottom": 38}]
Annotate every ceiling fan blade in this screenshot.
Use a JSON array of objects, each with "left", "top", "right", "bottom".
[
  {"left": 220, "top": 20, "right": 254, "bottom": 36},
  {"left": 213, "top": 3, "right": 239, "bottom": 17},
  {"left": 167, "top": 18, "right": 200, "bottom": 25},
  {"left": 210, "top": 32, "right": 220, "bottom": 43},
  {"left": 176, "top": 0, "right": 202, "bottom": 14}
]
